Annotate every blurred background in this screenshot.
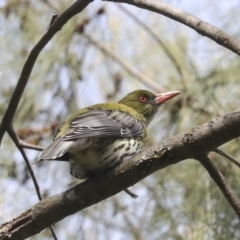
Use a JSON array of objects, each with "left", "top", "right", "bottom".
[{"left": 1, "top": 0, "right": 240, "bottom": 239}]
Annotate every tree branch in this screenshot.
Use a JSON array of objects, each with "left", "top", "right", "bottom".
[
  {"left": 214, "top": 148, "right": 240, "bottom": 168},
  {"left": 1, "top": 109, "right": 240, "bottom": 240},
  {"left": 197, "top": 154, "right": 240, "bottom": 218},
  {"left": 18, "top": 140, "right": 44, "bottom": 151},
  {"left": 0, "top": 0, "right": 93, "bottom": 144},
  {"left": 7, "top": 128, "right": 58, "bottom": 240},
  {"left": 106, "top": 0, "right": 240, "bottom": 55},
  {"left": 8, "top": 127, "right": 42, "bottom": 200}
]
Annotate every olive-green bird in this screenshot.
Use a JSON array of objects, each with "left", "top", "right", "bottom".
[{"left": 37, "top": 89, "right": 180, "bottom": 179}]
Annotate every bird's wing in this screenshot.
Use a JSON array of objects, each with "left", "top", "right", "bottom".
[
  {"left": 37, "top": 109, "right": 144, "bottom": 161},
  {"left": 62, "top": 109, "right": 144, "bottom": 140}
]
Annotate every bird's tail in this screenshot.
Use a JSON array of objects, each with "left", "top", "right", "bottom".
[{"left": 35, "top": 137, "right": 73, "bottom": 165}]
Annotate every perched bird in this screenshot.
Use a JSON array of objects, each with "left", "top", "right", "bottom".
[{"left": 37, "top": 89, "right": 180, "bottom": 179}]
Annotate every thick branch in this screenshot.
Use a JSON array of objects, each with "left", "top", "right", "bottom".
[
  {"left": 0, "top": 0, "right": 93, "bottom": 144},
  {"left": 106, "top": 0, "right": 240, "bottom": 55},
  {"left": 1, "top": 109, "right": 240, "bottom": 240}
]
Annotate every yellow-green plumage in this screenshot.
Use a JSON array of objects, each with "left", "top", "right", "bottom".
[
  {"left": 37, "top": 89, "right": 179, "bottom": 179},
  {"left": 56, "top": 102, "right": 146, "bottom": 138}
]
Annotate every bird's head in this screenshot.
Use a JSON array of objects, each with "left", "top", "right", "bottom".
[{"left": 119, "top": 89, "right": 180, "bottom": 125}]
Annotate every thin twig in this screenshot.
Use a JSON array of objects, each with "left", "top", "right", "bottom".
[
  {"left": 7, "top": 127, "right": 58, "bottom": 240},
  {"left": 48, "top": 226, "right": 58, "bottom": 240},
  {"left": 19, "top": 140, "right": 44, "bottom": 151},
  {"left": 8, "top": 128, "right": 42, "bottom": 199},
  {"left": 83, "top": 33, "right": 166, "bottom": 92},
  {"left": 197, "top": 154, "right": 240, "bottom": 218},
  {"left": 214, "top": 148, "right": 240, "bottom": 168},
  {"left": 124, "top": 189, "right": 138, "bottom": 198},
  {"left": 46, "top": 14, "right": 59, "bottom": 30}
]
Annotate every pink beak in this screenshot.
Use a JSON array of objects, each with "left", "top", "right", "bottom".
[{"left": 155, "top": 91, "right": 180, "bottom": 105}]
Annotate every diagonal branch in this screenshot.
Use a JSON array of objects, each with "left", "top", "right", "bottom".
[
  {"left": 7, "top": 127, "right": 58, "bottom": 240},
  {"left": 1, "top": 109, "right": 240, "bottom": 239},
  {"left": 0, "top": 0, "right": 93, "bottom": 144},
  {"left": 105, "top": 0, "right": 240, "bottom": 56},
  {"left": 214, "top": 148, "right": 240, "bottom": 168},
  {"left": 197, "top": 154, "right": 240, "bottom": 218},
  {"left": 8, "top": 127, "right": 42, "bottom": 200}
]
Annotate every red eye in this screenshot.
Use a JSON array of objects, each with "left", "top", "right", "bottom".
[{"left": 138, "top": 96, "right": 148, "bottom": 103}]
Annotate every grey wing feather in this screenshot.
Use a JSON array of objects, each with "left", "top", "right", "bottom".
[
  {"left": 37, "top": 137, "right": 74, "bottom": 161},
  {"left": 63, "top": 109, "right": 144, "bottom": 140}
]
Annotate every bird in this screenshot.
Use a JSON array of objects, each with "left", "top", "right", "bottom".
[{"left": 37, "top": 89, "right": 180, "bottom": 180}]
